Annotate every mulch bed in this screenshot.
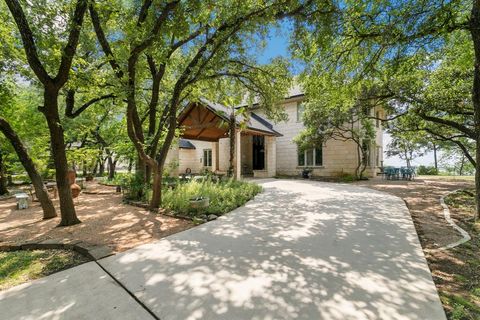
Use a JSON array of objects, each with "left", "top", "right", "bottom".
[{"left": 0, "top": 183, "right": 193, "bottom": 253}]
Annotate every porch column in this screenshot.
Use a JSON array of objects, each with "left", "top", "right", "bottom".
[
  {"left": 266, "top": 136, "right": 277, "bottom": 177},
  {"left": 212, "top": 141, "right": 219, "bottom": 172},
  {"left": 235, "top": 130, "right": 242, "bottom": 179}
]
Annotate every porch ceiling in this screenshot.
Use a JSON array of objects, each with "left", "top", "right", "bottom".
[
  {"left": 177, "top": 99, "right": 282, "bottom": 142},
  {"left": 177, "top": 102, "right": 229, "bottom": 141}
]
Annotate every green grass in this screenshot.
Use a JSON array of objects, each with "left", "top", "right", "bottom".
[
  {"left": 0, "top": 250, "right": 90, "bottom": 290},
  {"left": 418, "top": 175, "right": 475, "bottom": 182},
  {"left": 441, "top": 293, "right": 480, "bottom": 320},
  {"left": 444, "top": 189, "right": 477, "bottom": 214},
  {"left": 162, "top": 179, "right": 262, "bottom": 216}
]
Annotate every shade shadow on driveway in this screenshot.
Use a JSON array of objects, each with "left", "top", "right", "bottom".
[{"left": 99, "top": 179, "right": 446, "bottom": 320}]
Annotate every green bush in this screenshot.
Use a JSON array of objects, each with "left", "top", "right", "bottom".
[
  {"left": 41, "top": 169, "right": 56, "bottom": 180},
  {"left": 162, "top": 179, "right": 262, "bottom": 216},
  {"left": 417, "top": 165, "right": 438, "bottom": 175},
  {"left": 108, "top": 172, "right": 132, "bottom": 185},
  {"left": 121, "top": 173, "right": 151, "bottom": 202}
]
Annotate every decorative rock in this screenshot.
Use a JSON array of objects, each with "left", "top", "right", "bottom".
[
  {"left": 15, "top": 193, "right": 29, "bottom": 210},
  {"left": 192, "top": 217, "right": 206, "bottom": 225},
  {"left": 38, "top": 239, "right": 64, "bottom": 249},
  {"left": 207, "top": 214, "right": 218, "bottom": 221},
  {"left": 71, "top": 183, "right": 82, "bottom": 198}
]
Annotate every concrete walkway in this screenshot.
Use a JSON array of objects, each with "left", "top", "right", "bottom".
[{"left": 0, "top": 179, "right": 446, "bottom": 319}]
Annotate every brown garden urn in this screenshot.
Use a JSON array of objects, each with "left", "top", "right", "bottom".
[{"left": 68, "top": 169, "right": 82, "bottom": 199}]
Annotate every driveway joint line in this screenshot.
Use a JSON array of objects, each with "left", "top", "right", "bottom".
[{"left": 94, "top": 260, "right": 160, "bottom": 320}]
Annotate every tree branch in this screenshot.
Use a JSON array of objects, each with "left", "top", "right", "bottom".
[{"left": 65, "top": 90, "right": 116, "bottom": 118}]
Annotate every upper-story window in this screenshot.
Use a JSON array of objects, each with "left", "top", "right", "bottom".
[
  {"left": 376, "top": 111, "right": 381, "bottom": 128},
  {"left": 296, "top": 102, "right": 305, "bottom": 122}
]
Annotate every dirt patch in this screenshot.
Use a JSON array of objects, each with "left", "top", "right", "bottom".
[
  {"left": 0, "top": 183, "right": 193, "bottom": 253},
  {"left": 355, "top": 179, "right": 472, "bottom": 249},
  {"left": 355, "top": 178, "right": 479, "bottom": 318}
]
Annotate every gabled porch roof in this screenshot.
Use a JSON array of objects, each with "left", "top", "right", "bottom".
[{"left": 177, "top": 98, "right": 282, "bottom": 142}]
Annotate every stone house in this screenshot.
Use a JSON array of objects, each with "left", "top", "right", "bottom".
[{"left": 165, "top": 89, "right": 384, "bottom": 179}]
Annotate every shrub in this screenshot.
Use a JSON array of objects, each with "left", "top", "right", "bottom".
[
  {"left": 121, "top": 173, "right": 150, "bottom": 202},
  {"left": 417, "top": 165, "right": 438, "bottom": 175},
  {"left": 334, "top": 172, "right": 357, "bottom": 182},
  {"left": 162, "top": 179, "right": 262, "bottom": 216}
]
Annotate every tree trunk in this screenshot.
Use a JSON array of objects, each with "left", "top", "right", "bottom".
[
  {"left": 135, "top": 155, "right": 146, "bottom": 200},
  {"left": 433, "top": 143, "right": 438, "bottom": 171},
  {"left": 355, "top": 143, "right": 362, "bottom": 179},
  {"left": 150, "top": 167, "right": 162, "bottom": 209},
  {"left": 107, "top": 156, "right": 116, "bottom": 180},
  {"left": 82, "top": 160, "right": 87, "bottom": 177},
  {"left": 128, "top": 157, "right": 133, "bottom": 173},
  {"left": 0, "top": 151, "right": 9, "bottom": 195},
  {"left": 470, "top": 0, "right": 480, "bottom": 221},
  {"left": 0, "top": 117, "right": 57, "bottom": 219},
  {"left": 459, "top": 154, "right": 465, "bottom": 176},
  {"left": 228, "top": 112, "right": 235, "bottom": 178},
  {"left": 145, "top": 164, "right": 152, "bottom": 185},
  {"left": 98, "top": 158, "right": 105, "bottom": 176},
  {"left": 42, "top": 90, "right": 80, "bottom": 225}
]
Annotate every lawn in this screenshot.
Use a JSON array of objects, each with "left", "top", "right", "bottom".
[
  {"left": 418, "top": 175, "right": 475, "bottom": 182},
  {"left": 0, "top": 249, "right": 90, "bottom": 291}
]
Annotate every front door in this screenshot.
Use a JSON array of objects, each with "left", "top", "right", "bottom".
[{"left": 252, "top": 136, "right": 265, "bottom": 170}]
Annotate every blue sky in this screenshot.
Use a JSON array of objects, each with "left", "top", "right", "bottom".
[{"left": 260, "top": 26, "right": 436, "bottom": 168}]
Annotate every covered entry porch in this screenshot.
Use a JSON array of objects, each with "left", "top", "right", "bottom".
[{"left": 177, "top": 99, "right": 281, "bottom": 179}]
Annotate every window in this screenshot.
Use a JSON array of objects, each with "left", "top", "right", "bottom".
[
  {"left": 376, "top": 111, "right": 380, "bottom": 128},
  {"left": 298, "top": 147, "right": 323, "bottom": 166},
  {"left": 203, "top": 149, "right": 212, "bottom": 166},
  {"left": 296, "top": 102, "right": 305, "bottom": 122}
]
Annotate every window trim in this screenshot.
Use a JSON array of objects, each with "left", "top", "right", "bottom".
[
  {"left": 203, "top": 149, "right": 212, "bottom": 167},
  {"left": 296, "top": 102, "right": 304, "bottom": 122},
  {"left": 298, "top": 147, "right": 323, "bottom": 167}
]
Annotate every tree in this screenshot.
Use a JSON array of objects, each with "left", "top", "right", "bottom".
[
  {"left": 4, "top": 0, "right": 90, "bottom": 225},
  {"left": 293, "top": 0, "right": 480, "bottom": 218},
  {"left": 0, "top": 21, "right": 56, "bottom": 217},
  {"left": 89, "top": 0, "right": 315, "bottom": 209},
  {"left": 386, "top": 135, "right": 426, "bottom": 168},
  {"left": 0, "top": 118, "right": 57, "bottom": 219},
  {"left": 295, "top": 73, "right": 379, "bottom": 179}
]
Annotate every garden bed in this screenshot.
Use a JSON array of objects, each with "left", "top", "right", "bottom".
[
  {"left": 0, "top": 249, "right": 90, "bottom": 291},
  {"left": 161, "top": 179, "right": 262, "bottom": 222}
]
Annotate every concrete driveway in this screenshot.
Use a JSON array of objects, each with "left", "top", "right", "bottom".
[{"left": 0, "top": 179, "right": 446, "bottom": 319}]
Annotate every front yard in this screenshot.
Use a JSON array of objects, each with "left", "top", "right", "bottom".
[
  {"left": 0, "top": 249, "right": 89, "bottom": 290},
  {"left": 438, "top": 189, "right": 480, "bottom": 319},
  {"left": 1, "top": 179, "right": 261, "bottom": 254},
  {"left": 357, "top": 178, "right": 480, "bottom": 319}
]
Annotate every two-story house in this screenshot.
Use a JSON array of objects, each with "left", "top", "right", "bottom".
[{"left": 165, "top": 88, "right": 384, "bottom": 179}]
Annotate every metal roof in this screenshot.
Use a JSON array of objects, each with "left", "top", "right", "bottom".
[
  {"left": 199, "top": 98, "right": 282, "bottom": 137},
  {"left": 178, "top": 139, "right": 196, "bottom": 149}
]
